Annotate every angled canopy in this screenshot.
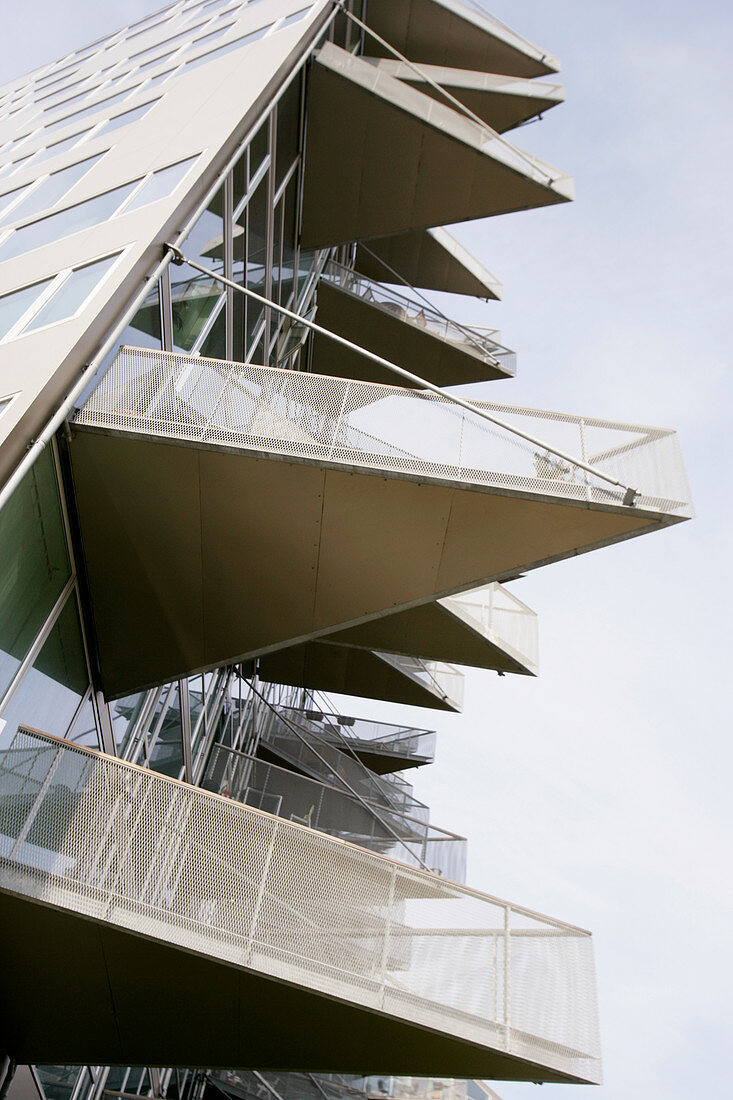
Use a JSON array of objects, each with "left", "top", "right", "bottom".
[
  {"left": 354, "top": 227, "right": 503, "bottom": 299},
  {"left": 69, "top": 348, "right": 690, "bottom": 698},
  {"left": 301, "top": 44, "right": 572, "bottom": 250}
]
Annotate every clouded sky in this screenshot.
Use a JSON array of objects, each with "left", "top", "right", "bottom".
[{"left": 2, "top": 2, "right": 731, "bottom": 1098}]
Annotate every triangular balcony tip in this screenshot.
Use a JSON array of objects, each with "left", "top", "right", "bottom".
[
  {"left": 362, "top": 0, "right": 561, "bottom": 78},
  {"left": 301, "top": 43, "right": 573, "bottom": 250},
  {"left": 322, "top": 582, "right": 539, "bottom": 677},
  {"left": 69, "top": 347, "right": 692, "bottom": 699},
  {"left": 355, "top": 226, "right": 504, "bottom": 300},
  {"left": 362, "top": 59, "right": 565, "bottom": 133},
  {"left": 1, "top": 726, "right": 602, "bottom": 1083},
  {"left": 258, "top": 642, "right": 464, "bottom": 713},
  {"left": 311, "top": 261, "right": 514, "bottom": 388}
]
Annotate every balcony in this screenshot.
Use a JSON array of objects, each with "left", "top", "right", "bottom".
[
  {"left": 353, "top": 227, "right": 503, "bottom": 299},
  {"left": 280, "top": 709, "right": 437, "bottom": 775},
  {"left": 70, "top": 347, "right": 691, "bottom": 697},
  {"left": 362, "top": 61, "right": 565, "bottom": 133},
  {"left": 0, "top": 727, "right": 601, "bottom": 1082},
  {"left": 313, "top": 260, "right": 515, "bottom": 387},
  {"left": 202, "top": 743, "right": 467, "bottom": 882},
  {"left": 362, "top": 0, "right": 561, "bottom": 77},
  {"left": 301, "top": 44, "right": 572, "bottom": 249},
  {"left": 259, "top": 644, "right": 464, "bottom": 713},
  {"left": 324, "top": 582, "right": 538, "bottom": 676}
]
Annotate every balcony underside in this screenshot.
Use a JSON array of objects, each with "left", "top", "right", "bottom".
[
  {"left": 69, "top": 427, "right": 662, "bottom": 699},
  {"left": 312, "top": 280, "right": 510, "bottom": 387},
  {"left": 258, "top": 643, "right": 461, "bottom": 712},
  {"left": 362, "top": 0, "right": 560, "bottom": 77},
  {"left": 354, "top": 227, "right": 503, "bottom": 299},
  {"left": 322, "top": 600, "right": 535, "bottom": 676},
  {"left": 301, "top": 44, "right": 572, "bottom": 250},
  {"left": 364, "top": 61, "right": 565, "bottom": 132}
]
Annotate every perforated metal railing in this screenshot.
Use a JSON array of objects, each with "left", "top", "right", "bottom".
[
  {"left": 321, "top": 260, "right": 517, "bottom": 375},
  {"left": 441, "top": 582, "right": 539, "bottom": 675},
  {"left": 377, "top": 653, "right": 466, "bottom": 711},
  {"left": 202, "top": 743, "right": 467, "bottom": 882},
  {"left": 281, "top": 708, "right": 438, "bottom": 766},
  {"left": 0, "top": 727, "right": 601, "bottom": 1083},
  {"left": 74, "top": 347, "right": 692, "bottom": 519}
]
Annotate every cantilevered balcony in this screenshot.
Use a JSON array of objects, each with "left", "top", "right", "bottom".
[
  {"left": 0, "top": 727, "right": 601, "bottom": 1082},
  {"left": 280, "top": 709, "right": 437, "bottom": 774},
  {"left": 325, "top": 582, "right": 539, "bottom": 677},
  {"left": 362, "top": 0, "right": 561, "bottom": 77},
  {"left": 259, "top": 645, "right": 464, "bottom": 713},
  {"left": 70, "top": 347, "right": 691, "bottom": 698},
  {"left": 354, "top": 227, "right": 503, "bottom": 299},
  {"left": 301, "top": 44, "right": 573, "bottom": 249},
  {"left": 202, "top": 743, "right": 466, "bottom": 882},
  {"left": 363, "top": 61, "right": 565, "bottom": 132},
  {"left": 312, "top": 261, "right": 515, "bottom": 386}
]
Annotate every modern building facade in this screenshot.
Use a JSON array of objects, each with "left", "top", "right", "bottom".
[{"left": 0, "top": 2, "right": 692, "bottom": 1099}]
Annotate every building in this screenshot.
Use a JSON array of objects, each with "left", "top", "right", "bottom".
[{"left": 0, "top": 2, "right": 692, "bottom": 1099}]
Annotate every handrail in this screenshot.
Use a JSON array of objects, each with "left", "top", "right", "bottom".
[{"left": 165, "top": 244, "right": 639, "bottom": 504}]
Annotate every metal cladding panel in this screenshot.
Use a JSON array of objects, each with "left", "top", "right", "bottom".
[
  {"left": 0, "top": 0, "right": 330, "bottom": 477},
  {"left": 301, "top": 44, "right": 572, "bottom": 250},
  {"left": 0, "top": 727, "right": 602, "bottom": 1082},
  {"left": 362, "top": 0, "right": 560, "bottom": 76}
]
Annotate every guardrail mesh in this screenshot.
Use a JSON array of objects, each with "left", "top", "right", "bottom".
[
  {"left": 443, "top": 582, "right": 539, "bottom": 674},
  {"left": 75, "top": 347, "right": 692, "bottom": 519},
  {"left": 0, "top": 728, "right": 601, "bottom": 1082}
]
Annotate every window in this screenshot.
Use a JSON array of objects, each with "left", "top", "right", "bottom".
[
  {"left": 0, "top": 153, "right": 104, "bottom": 231},
  {"left": 0, "top": 253, "right": 121, "bottom": 343},
  {"left": 43, "top": 85, "right": 141, "bottom": 135},
  {"left": 185, "top": 24, "right": 273, "bottom": 72},
  {"left": 279, "top": 6, "right": 313, "bottom": 30},
  {"left": 95, "top": 99, "right": 160, "bottom": 137},
  {"left": 25, "top": 128, "right": 94, "bottom": 169},
  {"left": 122, "top": 156, "right": 198, "bottom": 213},
  {"left": 0, "top": 277, "right": 55, "bottom": 341},
  {"left": 24, "top": 254, "right": 120, "bottom": 332},
  {"left": 0, "top": 182, "right": 134, "bottom": 261},
  {"left": 0, "top": 393, "right": 18, "bottom": 420}
]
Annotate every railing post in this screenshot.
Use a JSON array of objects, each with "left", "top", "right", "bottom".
[
  {"left": 504, "top": 904, "right": 512, "bottom": 1051},
  {"left": 378, "top": 864, "right": 397, "bottom": 1008}
]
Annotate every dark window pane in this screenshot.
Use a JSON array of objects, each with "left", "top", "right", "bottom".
[
  {"left": 275, "top": 77, "right": 300, "bottom": 192},
  {"left": 0, "top": 449, "right": 70, "bottom": 702}
]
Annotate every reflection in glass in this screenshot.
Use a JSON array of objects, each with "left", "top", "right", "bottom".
[
  {"left": 0, "top": 277, "right": 54, "bottom": 341},
  {"left": 123, "top": 155, "right": 198, "bottom": 214},
  {"left": 24, "top": 254, "right": 118, "bottom": 331},
  {"left": 0, "top": 182, "right": 135, "bottom": 262},
  {"left": 0, "top": 593, "right": 89, "bottom": 750},
  {"left": 0, "top": 448, "right": 70, "bottom": 702},
  {"left": 0, "top": 152, "right": 104, "bottom": 229},
  {"left": 148, "top": 682, "right": 184, "bottom": 778}
]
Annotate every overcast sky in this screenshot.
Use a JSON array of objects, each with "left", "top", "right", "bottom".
[{"left": 2, "top": 2, "right": 731, "bottom": 1098}]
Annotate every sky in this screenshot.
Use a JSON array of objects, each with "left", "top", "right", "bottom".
[{"left": 2, "top": 2, "right": 731, "bottom": 1099}]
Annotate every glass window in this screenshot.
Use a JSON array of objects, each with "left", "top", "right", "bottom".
[
  {"left": 275, "top": 78, "right": 300, "bottom": 191},
  {"left": 279, "top": 6, "right": 313, "bottom": 30},
  {"left": 0, "top": 184, "right": 135, "bottom": 262},
  {"left": 148, "top": 683, "right": 184, "bottom": 778},
  {"left": 23, "top": 254, "right": 119, "bottom": 332},
  {"left": 191, "top": 23, "right": 235, "bottom": 49},
  {"left": 144, "top": 69, "right": 179, "bottom": 91},
  {"left": 123, "top": 156, "right": 199, "bottom": 214},
  {"left": 35, "top": 1067, "right": 84, "bottom": 1100},
  {"left": 110, "top": 691, "right": 148, "bottom": 756},
  {"left": 185, "top": 25, "right": 272, "bottom": 72},
  {"left": 137, "top": 49, "right": 181, "bottom": 74},
  {"left": 0, "top": 448, "right": 71, "bottom": 704},
  {"left": 0, "top": 278, "right": 55, "bottom": 341},
  {"left": 199, "top": 299, "right": 227, "bottom": 358},
  {"left": 0, "top": 184, "right": 28, "bottom": 222},
  {"left": 172, "top": 187, "right": 226, "bottom": 352},
  {"left": 28, "top": 128, "right": 93, "bottom": 169},
  {"left": 43, "top": 87, "right": 139, "bottom": 135},
  {"left": 0, "top": 153, "right": 104, "bottom": 229},
  {"left": 0, "top": 394, "right": 16, "bottom": 419},
  {"left": 65, "top": 694, "right": 100, "bottom": 749},
  {"left": 95, "top": 98, "right": 159, "bottom": 136},
  {"left": 0, "top": 594, "right": 89, "bottom": 749}
]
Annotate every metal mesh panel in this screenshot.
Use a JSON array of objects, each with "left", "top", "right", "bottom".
[
  {"left": 280, "top": 708, "right": 438, "bottom": 767},
  {"left": 321, "top": 260, "right": 517, "bottom": 375},
  {"left": 376, "top": 653, "right": 465, "bottom": 711},
  {"left": 202, "top": 743, "right": 467, "bottom": 882},
  {"left": 441, "top": 582, "right": 539, "bottom": 674},
  {"left": 0, "top": 728, "right": 601, "bottom": 1083},
  {"left": 75, "top": 347, "right": 692, "bottom": 519}
]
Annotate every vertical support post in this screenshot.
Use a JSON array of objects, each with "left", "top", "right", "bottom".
[
  {"left": 504, "top": 904, "right": 512, "bottom": 1051},
  {"left": 579, "top": 417, "right": 592, "bottom": 501},
  {"left": 378, "top": 864, "right": 397, "bottom": 1008},
  {"left": 179, "top": 678, "right": 193, "bottom": 784}
]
